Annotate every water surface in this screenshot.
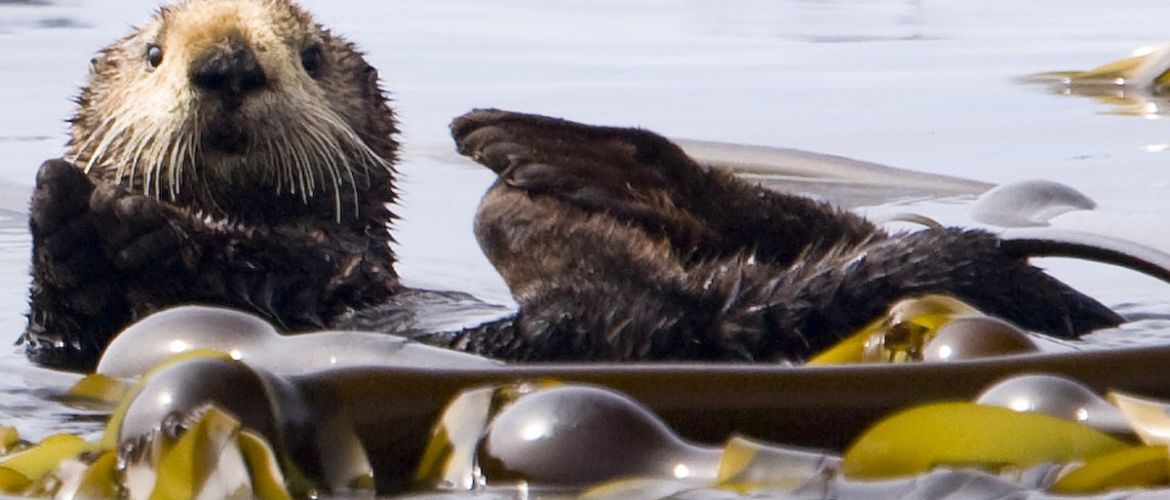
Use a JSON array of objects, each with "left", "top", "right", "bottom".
[{"left": 0, "top": 0, "right": 1167, "bottom": 479}]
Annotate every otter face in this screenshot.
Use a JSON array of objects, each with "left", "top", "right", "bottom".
[{"left": 69, "top": 0, "right": 397, "bottom": 220}]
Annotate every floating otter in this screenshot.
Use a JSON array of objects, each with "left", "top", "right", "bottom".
[
  {"left": 22, "top": 0, "right": 1165, "bottom": 370},
  {"left": 436, "top": 109, "right": 1165, "bottom": 361},
  {"left": 24, "top": 0, "right": 400, "bottom": 369}
]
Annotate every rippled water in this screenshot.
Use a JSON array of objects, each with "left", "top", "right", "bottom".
[{"left": 0, "top": 0, "right": 1168, "bottom": 495}]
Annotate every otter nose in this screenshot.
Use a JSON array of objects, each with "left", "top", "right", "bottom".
[{"left": 191, "top": 46, "right": 267, "bottom": 102}]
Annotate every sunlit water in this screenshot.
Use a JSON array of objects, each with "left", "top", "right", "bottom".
[{"left": 1, "top": 0, "right": 1169, "bottom": 495}]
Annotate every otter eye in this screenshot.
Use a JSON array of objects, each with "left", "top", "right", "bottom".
[
  {"left": 300, "top": 45, "right": 322, "bottom": 78},
  {"left": 146, "top": 44, "right": 163, "bottom": 68}
]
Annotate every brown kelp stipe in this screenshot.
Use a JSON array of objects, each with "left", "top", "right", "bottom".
[{"left": 112, "top": 343, "right": 1170, "bottom": 492}]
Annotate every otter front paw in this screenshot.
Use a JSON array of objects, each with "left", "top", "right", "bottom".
[
  {"left": 31, "top": 160, "right": 94, "bottom": 233},
  {"left": 29, "top": 159, "right": 104, "bottom": 287},
  {"left": 89, "top": 183, "right": 188, "bottom": 271},
  {"left": 26, "top": 160, "right": 128, "bottom": 369}
]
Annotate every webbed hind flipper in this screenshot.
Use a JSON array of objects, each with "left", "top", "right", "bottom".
[
  {"left": 447, "top": 112, "right": 1130, "bottom": 362},
  {"left": 452, "top": 109, "right": 882, "bottom": 268}
]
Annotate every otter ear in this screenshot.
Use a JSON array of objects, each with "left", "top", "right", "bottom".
[{"left": 360, "top": 64, "right": 381, "bottom": 100}]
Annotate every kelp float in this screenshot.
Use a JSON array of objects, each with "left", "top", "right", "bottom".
[{"left": 6, "top": 297, "right": 1170, "bottom": 497}]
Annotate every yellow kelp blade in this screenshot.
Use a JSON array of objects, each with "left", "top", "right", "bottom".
[
  {"left": 1110, "top": 391, "right": 1170, "bottom": 446},
  {"left": 416, "top": 381, "right": 562, "bottom": 489},
  {"left": 716, "top": 435, "right": 838, "bottom": 494},
  {"left": 69, "top": 449, "right": 119, "bottom": 500},
  {"left": 805, "top": 318, "right": 879, "bottom": 364},
  {"left": 1050, "top": 445, "right": 1169, "bottom": 494},
  {"left": 0, "top": 434, "right": 97, "bottom": 489},
  {"left": 807, "top": 295, "right": 979, "bottom": 365},
  {"left": 0, "top": 467, "right": 31, "bottom": 494},
  {"left": 414, "top": 386, "right": 494, "bottom": 488},
  {"left": 147, "top": 406, "right": 249, "bottom": 500},
  {"left": 0, "top": 426, "right": 17, "bottom": 453},
  {"left": 842, "top": 402, "right": 1129, "bottom": 479},
  {"left": 1079, "top": 45, "right": 1170, "bottom": 91},
  {"left": 1080, "top": 54, "right": 1156, "bottom": 81},
  {"left": 65, "top": 373, "right": 132, "bottom": 408},
  {"left": 1028, "top": 44, "right": 1170, "bottom": 93},
  {"left": 237, "top": 430, "right": 293, "bottom": 500}
]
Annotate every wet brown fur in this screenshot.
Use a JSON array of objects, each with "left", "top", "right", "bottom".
[
  {"left": 24, "top": 0, "right": 400, "bottom": 369},
  {"left": 442, "top": 109, "right": 1124, "bottom": 361},
  {"left": 23, "top": 0, "right": 1126, "bottom": 370}
]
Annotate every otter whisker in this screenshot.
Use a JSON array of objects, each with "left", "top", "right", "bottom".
[
  {"left": 140, "top": 129, "right": 165, "bottom": 197},
  {"left": 275, "top": 120, "right": 305, "bottom": 196},
  {"left": 315, "top": 123, "right": 354, "bottom": 218},
  {"left": 165, "top": 118, "right": 188, "bottom": 198},
  {"left": 179, "top": 109, "right": 204, "bottom": 198},
  {"left": 164, "top": 122, "right": 186, "bottom": 200},
  {"left": 258, "top": 132, "right": 279, "bottom": 190},
  {"left": 302, "top": 123, "right": 347, "bottom": 213},
  {"left": 289, "top": 129, "right": 314, "bottom": 200},
  {"left": 85, "top": 116, "right": 132, "bottom": 177},
  {"left": 118, "top": 132, "right": 144, "bottom": 185},
  {"left": 153, "top": 110, "right": 188, "bottom": 199},
  {"left": 138, "top": 128, "right": 157, "bottom": 196},
  {"left": 277, "top": 132, "right": 299, "bottom": 195},
  {"left": 300, "top": 116, "right": 342, "bottom": 196},
  {"left": 342, "top": 126, "right": 392, "bottom": 176},
  {"left": 319, "top": 118, "right": 365, "bottom": 215},
  {"left": 170, "top": 123, "right": 192, "bottom": 200},
  {"left": 71, "top": 115, "right": 118, "bottom": 170},
  {"left": 283, "top": 117, "right": 313, "bottom": 199},
  {"left": 307, "top": 106, "right": 382, "bottom": 217},
  {"left": 118, "top": 105, "right": 164, "bottom": 189},
  {"left": 300, "top": 121, "right": 339, "bottom": 206},
  {"left": 284, "top": 122, "right": 310, "bottom": 196},
  {"left": 117, "top": 120, "right": 152, "bottom": 188}
]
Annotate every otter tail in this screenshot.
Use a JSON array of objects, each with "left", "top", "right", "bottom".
[{"left": 1000, "top": 228, "right": 1170, "bottom": 285}]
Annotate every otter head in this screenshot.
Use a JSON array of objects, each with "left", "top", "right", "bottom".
[{"left": 69, "top": 0, "right": 398, "bottom": 225}]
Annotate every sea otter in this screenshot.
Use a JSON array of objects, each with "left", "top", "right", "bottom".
[
  {"left": 24, "top": 0, "right": 400, "bottom": 369},
  {"left": 430, "top": 109, "right": 1137, "bottom": 360},
  {"left": 23, "top": 0, "right": 1152, "bottom": 370}
]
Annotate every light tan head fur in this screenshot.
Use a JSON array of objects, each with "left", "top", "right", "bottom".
[{"left": 69, "top": 0, "right": 398, "bottom": 222}]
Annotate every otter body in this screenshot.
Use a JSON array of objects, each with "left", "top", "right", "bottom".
[
  {"left": 25, "top": 0, "right": 400, "bottom": 369},
  {"left": 25, "top": 1, "right": 1130, "bottom": 370},
  {"left": 438, "top": 110, "right": 1125, "bottom": 361}
]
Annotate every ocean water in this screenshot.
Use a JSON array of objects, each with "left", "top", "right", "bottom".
[{"left": 0, "top": 0, "right": 1168, "bottom": 495}]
